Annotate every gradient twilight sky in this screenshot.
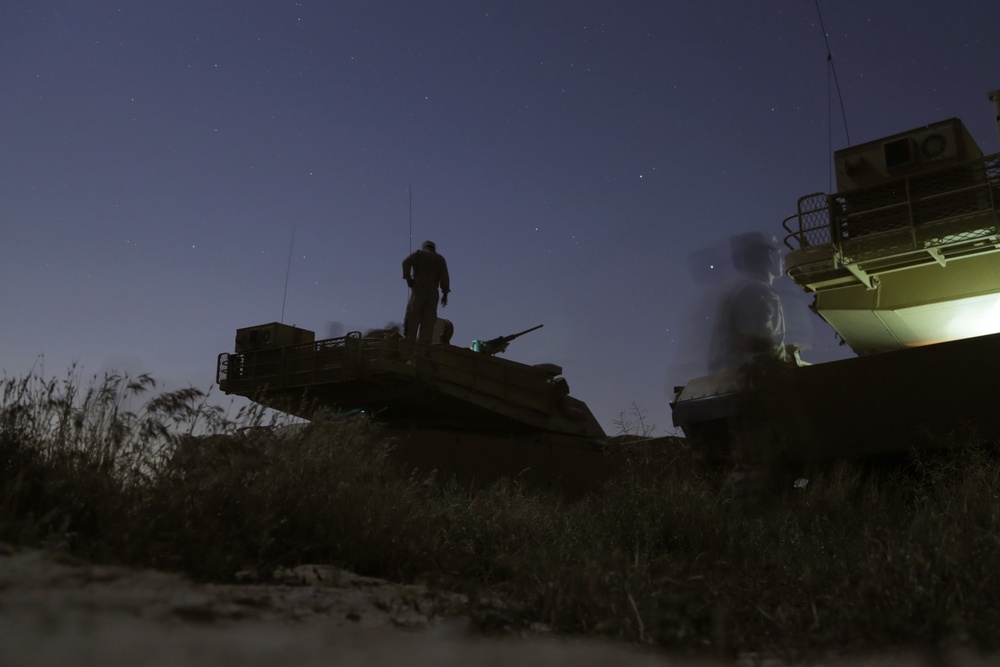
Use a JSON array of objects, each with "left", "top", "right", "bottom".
[{"left": 3, "top": 1, "right": 999, "bottom": 435}]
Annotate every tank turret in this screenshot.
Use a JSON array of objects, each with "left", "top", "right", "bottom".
[{"left": 782, "top": 117, "right": 1000, "bottom": 355}]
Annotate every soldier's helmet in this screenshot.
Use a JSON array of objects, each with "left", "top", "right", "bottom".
[
  {"left": 422, "top": 240, "right": 436, "bottom": 251},
  {"left": 731, "top": 232, "right": 779, "bottom": 277}
]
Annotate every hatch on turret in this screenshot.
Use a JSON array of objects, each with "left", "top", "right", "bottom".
[
  {"left": 833, "top": 117, "right": 982, "bottom": 192},
  {"left": 782, "top": 117, "right": 1000, "bottom": 355}
]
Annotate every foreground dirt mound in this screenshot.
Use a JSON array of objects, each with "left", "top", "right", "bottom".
[
  {"left": 1, "top": 544, "right": 995, "bottom": 667},
  {"left": 0, "top": 544, "right": 670, "bottom": 666},
  {"left": 0, "top": 544, "right": 464, "bottom": 628}
]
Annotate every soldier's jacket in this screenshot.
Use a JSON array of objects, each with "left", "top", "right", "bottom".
[
  {"left": 402, "top": 248, "right": 450, "bottom": 294},
  {"left": 710, "top": 277, "right": 787, "bottom": 373}
]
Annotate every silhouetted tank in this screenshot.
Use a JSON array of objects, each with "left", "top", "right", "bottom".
[
  {"left": 218, "top": 322, "right": 603, "bottom": 436},
  {"left": 216, "top": 323, "right": 631, "bottom": 492},
  {"left": 672, "top": 104, "right": 1000, "bottom": 464}
]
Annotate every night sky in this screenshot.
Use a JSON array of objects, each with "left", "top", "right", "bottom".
[{"left": 4, "top": 1, "right": 999, "bottom": 435}]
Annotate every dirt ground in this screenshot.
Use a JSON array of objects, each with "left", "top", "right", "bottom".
[
  {"left": 0, "top": 543, "right": 683, "bottom": 666},
  {"left": 0, "top": 543, "right": 992, "bottom": 667}
]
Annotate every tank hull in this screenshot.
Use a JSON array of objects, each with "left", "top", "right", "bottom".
[
  {"left": 671, "top": 330, "right": 1000, "bottom": 462},
  {"left": 389, "top": 429, "right": 640, "bottom": 495}
]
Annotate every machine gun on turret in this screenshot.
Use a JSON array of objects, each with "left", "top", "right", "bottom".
[{"left": 471, "top": 324, "right": 543, "bottom": 356}]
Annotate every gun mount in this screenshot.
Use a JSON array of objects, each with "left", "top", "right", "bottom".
[{"left": 471, "top": 324, "right": 543, "bottom": 356}]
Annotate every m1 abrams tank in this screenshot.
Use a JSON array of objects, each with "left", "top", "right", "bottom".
[
  {"left": 671, "top": 98, "right": 1000, "bottom": 470},
  {"left": 216, "top": 323, "right": 632, "bottom": 493}
]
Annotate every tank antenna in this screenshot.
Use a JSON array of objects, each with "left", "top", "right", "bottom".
[
  {"left": 406, "top": 185, "right": 413, "bottom": 314},
  {"left": 280, "top": 221, "right": 296, "bottom": 324},
  {"left": 814, "top": 0, "right": 851, "bottom": 189},
  {"left": 989, "top": 90, "right": 1000, "bottom": 151}
]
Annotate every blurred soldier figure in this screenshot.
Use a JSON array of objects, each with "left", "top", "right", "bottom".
[
  {"left": 402, "top": 240, "right": 450, "bottom": 343},
  {"left": 710, "top": 232, "right": 797, "bottom": 503},
  {"left": 709, "top": 232, "right": 790, "bottom": 373}
]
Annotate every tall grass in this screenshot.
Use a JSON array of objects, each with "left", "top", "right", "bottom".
[{"left": 2, "top": 369, "right": 1000, "bottom": 660}]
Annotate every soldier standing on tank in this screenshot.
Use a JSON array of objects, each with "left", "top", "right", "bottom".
[{"left": 402, "top": 240, "right": 450, "bottom": 343}]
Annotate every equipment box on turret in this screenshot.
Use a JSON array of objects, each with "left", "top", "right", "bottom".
[{"left": 235, "top": 322, "right": 315, "bottom": 353}]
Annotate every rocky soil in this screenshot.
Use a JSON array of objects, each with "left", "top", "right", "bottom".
[
  {"left": 0, "top": 543, "right": 993, "bottom": 667},
  {"left": 0, "top": 543, "right": 675, "bottom": 666}
]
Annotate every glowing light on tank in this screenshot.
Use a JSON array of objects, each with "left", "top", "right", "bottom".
[
  {"left": 946, "top": 294, "right": 1000, "bottom": 340},
  {"left": 899, "top": 293, "right": 1000, "bottom": 348}
]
